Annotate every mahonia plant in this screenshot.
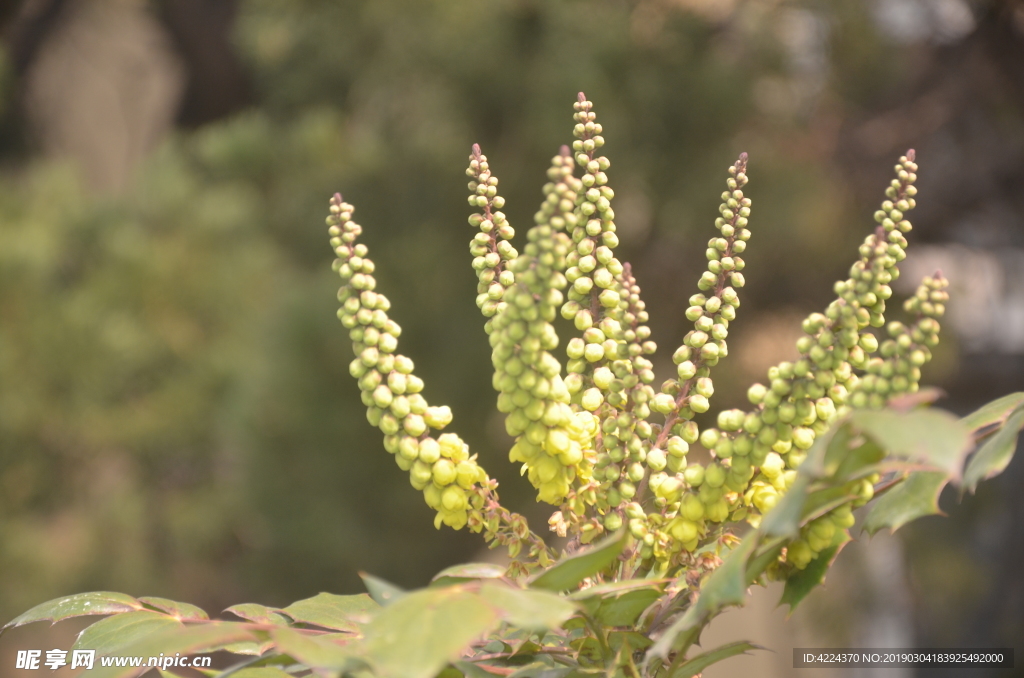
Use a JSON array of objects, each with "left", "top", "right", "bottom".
[
  {"left": 327, "top": 92, "right": 935, "bottom": 578},
  {"left": 6, "top": 93, "right": 1023, "bottom": 678}
]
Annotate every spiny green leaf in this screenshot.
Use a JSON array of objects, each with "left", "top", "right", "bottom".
[
  {"left": 780, "top": 529, "right": 852, "bottom": 611},
  {"left": 360, "top": 573, "right": 406, "bottom": 606},
  {"left": 569, "top": 579, "right": 665, "bottom": 626},
  {"left": 592, "top": 588, "right": 662, "bottom": 628},
  {"left": 961, "top": 392, "right": 1024, "bottom": 432},
  {"left": 278, "top": 593, "right": 378, "bottom": 632},
  {"left": 529, "top": 530, "right": 627, "bottom": 592},
  {"left": 432, "top": 562, "right": 507, "bottom": 587},
  {"left": 72, "top": 610, "right": 182, "bottom": 654},
  {"left": 224, "top": 603, "right": 291, "bottom": 626},
  {"left": 478, "top": 582, "right": 577, "bottom": 631},
  {"left": 862, "top": 471, "right": 948, "bottom": 535},
  {"left": 964, "top": 406, "right": 1024, "bottom": 492},
  {"left": 269, "top": 627, "right": 356, "bottom": 669},
  {"left": 668, "top": 640, "right": 761, "bottom": 678},
  {"left": 648, "top": 536, "right": 758, "bottom": 662},
  {"left": 4, "top": 592, "right": 143, "bottom": 630},
  {"left": 363, "top": 586, "right": 500, "bottom": 678},
  {"left": 88, "top": 623, "right": 257, "bottom": 678},
  {"left": 138, "top": 597, "right": 209, "bottom": 622},
  {"left": 851, "top": 409, "right": 970, "bottom": 479}
]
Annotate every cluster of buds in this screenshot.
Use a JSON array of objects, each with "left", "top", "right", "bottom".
[
  {"left": 328, "top": 95, "right": 944, "bottom": 580},
  {"left": 328, "top": 194, "right": 488, "bottom": 530}
]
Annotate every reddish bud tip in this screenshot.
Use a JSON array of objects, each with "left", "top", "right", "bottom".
[
  {"left": 559, "top": 144, "right": 572, "bottom": 156},
  {"left": 906, "top": 149, "right": 916, "bottom": 161},
  {"left": 578, "top": 92, "right": 586, "bottom": 102},
  {"left": 332, "top": 192, "right": 343, "bottom": 204},
  {"left": 471, "top": 143, "right": 482, "bottom": 158}
]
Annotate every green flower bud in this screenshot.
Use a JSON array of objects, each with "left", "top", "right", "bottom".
[
  {"left": 677, "top": 360, "right": 697, "bottom": 380},
  {"left": 760, "top": 452, "right": 785, "bottom": 479},
  {"left": 647, "top": 448, "right": 667, "bottom": 471},
  {"left": 705, "top": 498, "right": 729, "bottom": 523},
  {"left": 704, "top": 463, "right": 726, "bottom": 488},
  {"left": 424, "top": 406, "right": 453, "bottom": 429},
  {"left": 689, "top": 394, "right": 710, "bottom": 413},
  {"left": 787, "top": 539, "right": 813, "bottom": 569},
  {"left": 683, "top": 463, "right": 705, "bottom": 487},
  {"left": 681, "top": 493, "right": 704, "bottom": 521},
  {"left": 669, "top": 518, "right": 698, "bottom": 543}
]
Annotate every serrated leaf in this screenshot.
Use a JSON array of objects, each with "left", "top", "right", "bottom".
[
  {"left": 529, "top": 530, "right": 627, "bottom": 592},
  {"left": 961, "top": 392, "right": 1024, "bottom": 431},
  {"left": 668, "top": 640, "right": 761, "bottom": 678},
  {"left": 964, "top": 406, "right": 1024, "bottom": 492},
  {"left": 780, "top": 530, "right": 852, "bottom": 611},
  {"left": 852, "top": 409, "right": 970, "bottom": 479},
  {"left": 363, "top": 586, "right": 499, "bottom": 678},
  {"left": 87, "top": 623, "right": 257, "bottom": 678},
  {"left": 278, "top": 593, "right": 378, "bottom": 632},
  {"left": 862, "top": 471, "right": 948, "bottom": 535},
  {"left": 269, "top": 627, "right": 355, "bottom": 669},
  {"left": 569, "top": 580, "right": 665, "bottom": 626},
  {"left": 478, "top": 583, "right": 576, "bottom": 632},
  {"left": 610, "top": 630, "right": 653, "bottom": 652},
  {"left": 360, "top": 573, "right": 406, "bottom": 606},
  {"left": 138, "top": 597, "right": 209, "bottom": 622},
  {"left": 72, "top": 610, "right": 182, "bottom": 653},
  {"left": 432, "top": 563, "right": 507, "bottom": 587},
  {"left": 648, "top": 536, "right": 758, "bottom": 662},
  {"left": 4, "top": 592, "right": 143, "bottom": 630},
  {"left": 594, "top": 589, "right": 662, "bottom": 628},
  {"left": 224, "top": 603, "right": 291, "bottom": 626}
]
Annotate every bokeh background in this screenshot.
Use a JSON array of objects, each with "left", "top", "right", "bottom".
[{"left": 0, "top": 0, "right": 1021, "bottom": 676}]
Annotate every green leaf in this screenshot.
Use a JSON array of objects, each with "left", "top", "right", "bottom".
[
  {"left": 648, "top": 536, "right": 758, "bottom": 662},
  {"left": 224, "top": 603, "right": 291, "bottom": 626},
  {"left": 529, "top": 530, "right": 627, "bottom": 592},
  {"left": 668, "top": 640, "right": 761, "bottom": 678},
  {"left": 88, "top": 623, "right": 257, "bottom": 678},
  {"left": 270, "top": 627, "right": 355, "bottom": 669},
  {"left": 852, "top": 409, "right": 970, "bottom": 479},
  {"left": 569, "top": 579, "right": 665, "bottom": 627},
  {"left": 432, "top": 562, "right": 508, "bottom": 587},
  {"left": 4, "top": 592, "right": 143, "bottom": 630},
  {"left": 72, "top": 610, "right": 182, "bottom": 653},
  {"left": 478, "top": 582, "right": 577, "bottom": 631},
  {"left": 961, "top": 392, "right": 1024, "bottom": 431},
  {"left": 363, "top": 586, "right": 500, "bottom": 678},
  {"left": 862, "top": 470, "right": 948, "bottom": 535},
  {"left": 360, "top": 573, "right": 406, "bottom": 606},
  {"left": 278, "top": 593, "right": 378, "bottom": 632},
  {"left": 780, "top": 529, "right": 852, "bottom": 611},
  {"left": 454, "top": 661, "right": 504, "bottom": 678},
  {"left": 963, "top": 406, "right": 1024, "bottom": 492},
  {"left": 138, "top": 597, "right": 209, "bottom": 622}
]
